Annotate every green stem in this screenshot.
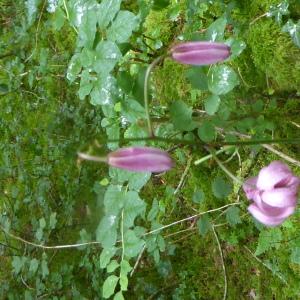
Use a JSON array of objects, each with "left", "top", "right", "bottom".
[
  {"left": 107, "top": 136, "right": 300, "bottom": 147},
  {"left": 194, "top": 146, "right": 235, "bottom": 165},
  {"left": 144, "top": 56, "right": 164, "bottom": 137}
]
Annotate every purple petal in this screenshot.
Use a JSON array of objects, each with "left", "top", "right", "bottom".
[
  {"left": 171, "top": 41, "right": 230, "bottom": 66},
  {"left": 243, "top": 176, "right": 258, "bottom": 200},
  {"left": 261, "top": 188, "right": 298, "bottom": 208},
  {"left": 108, "top": 147, "right": 173, "bottom": 173},
  {"left": 256, "top": 161, "right": 292, "bottom": 190},
  {"left": 171, "top": 41, "right": 230, "bottom": 53},
  {"left": 248, "top": 204, "right": 295, "bottom": 227}
]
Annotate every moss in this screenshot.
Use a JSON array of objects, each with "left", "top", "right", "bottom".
[{"left": 247, "top": 19, "right": 300, "bottom": 92}]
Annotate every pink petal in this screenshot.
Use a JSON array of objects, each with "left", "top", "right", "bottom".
[
  {"left": 261, "top": 188, "right": 298, "bottom": 208},
  {"left": 257, "top": 161, "right": 292, "bottom": 190},
  {"left": 243, "top": 176, "right": 258, "bottom": 200},
  {"left": 248, "top": 204, "right": 295, "bottom": 227}
]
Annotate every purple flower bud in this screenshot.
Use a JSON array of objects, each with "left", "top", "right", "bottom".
[
  {"left": 170, "top": 41, "right": 231, "bottom": 65},
  {"left": 243, "top": 161, "right": 300, "bottom": 227},
  {"left": 107, "top": 147, "right": 173, "bottom": 173}
]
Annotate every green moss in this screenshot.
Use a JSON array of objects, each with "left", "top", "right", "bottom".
[
  {"left": 247, "top": 19, "right": 300, "bottom": 92},
  {"left": 152, "top": 58, "right": 192, "bottom": 104}
]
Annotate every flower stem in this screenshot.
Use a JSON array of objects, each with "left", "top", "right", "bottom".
[{"left": 144, "top": 56, "right": 164, "bottom": 137}]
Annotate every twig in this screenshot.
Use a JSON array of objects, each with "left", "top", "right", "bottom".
[
  {"left": 143, "top": 203, "right": 241, "bottom": 236},
  {"left": 249, "top": 13, "right": 268, "bottom": 25},
  {"left": 243, "top": 246, "right": 288, "bottom": 285},
  {"left": 212, "top": 226, "right": 227, "bottom": 300},
  {"left": 174, "top": 156, "right": 193, "bottom": 195},
  {"left": 130, "top": 244, "right": 146, "bottom": 277}
]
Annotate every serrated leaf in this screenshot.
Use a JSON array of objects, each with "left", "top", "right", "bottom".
[
  {"left": 100, "top": 247, "right": 117, "bottom": 269},
  {"left": 107, "top": 260, "right": 120, "bottom": 273},
  {"left": 97, "top": 0, "right": 121, "bottom": 29},
  {"left": 170, "top": 100, "right": 197, "bottom": 131},
  {"left": 107, "top": 11, "right": 138, "bottom": 43},
  {"left": 12, "top": 256, "right": 27, "bottom": 274},
  {"left": 197, "top": 215, "right": 211, "bottom": 237},
  {"left": 226, "top": 206, "right": 241, "bottom": 226},
  {"left": 212, "top": 176, "right": 232, "bottom": 199},
  {"left": 255, "top": 228, "right": 282, "bottom": 256},
  {"left": 282, "top": 20, "right": 300, "bottom": 48},
  {"left": 208, "top": 65, "right": 239, "bottom": 95},
  {"left": 29, "top": 258, "right": 39, "bottom": 274},
  {"left": 124, "top": 230, "right": 145, "bottom": 258},
  {"left": 102, "top": 275, "right": 119, "bottom": 299},
  {"left": 198, "top": 120, "right": 215, "bottom": 142},
  {"left": 204, "top": 95, "right": 221, "bottom": 115},
  {"left": 94, "top": 41, "right": 122, "bottom": 76},
  {"left": 205, "top": 17, "right": 227, "bottom": 42}
]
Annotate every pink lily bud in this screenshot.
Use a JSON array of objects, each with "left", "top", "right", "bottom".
[
  {"left": 107, "top": 147, "right": 173, "bottom": 173},
  {"left": 170, "top": 41, "right": 231, "bottom": 65},
  {"left": 243, "top": 161, "right": 300, "bottom": 227}
]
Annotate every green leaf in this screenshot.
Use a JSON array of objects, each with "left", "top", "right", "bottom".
[
  {"left": 77, "top": 1, "right": 98, "bottom": 48},
  {"left": 120, "top": 273, "right": 128, "bottom": 291},
  {"left": 124, "top": 230, "right": 145, "bottom": 258},
  {"left": 0, "top": 83, "right": 9, "bottom": 94},
  {"left": 117, "top": 71, "right": 134, "bottom": 93},
  {"left": 94, "top": 41, "right": 122, "bottom": 76},
  {"left": 121, "top": 97, "right": 145, "bottom": 123},
  {"left": 212, "top": 176, "right": 232, "bottom": 199},
  {"left": 185, "top": 67, "right": 208, "bottom": 91},
  {"left": 123, "top": 191, "right": 146, "bottom": 228},
  {"left": 120, "top": 260, "right": 132, "bottom": 275},
  {"left": 39, "top": 217, "right": 46, "bottom": 229},
  {"left": 41, "top": 258, "right": 49, "bottom": 278},
  {"left": 169, "top": 100, "right": 197, "bottom": 131},
  {"left": 12, "top": 256, "right": 27, "bottom": 274},
  {"left": 208, "top": 65, "right": 239, "bottom": 95},
  {"left": 67, "top": 54, "right": 82, "bottom": 82},
  {"left": 26, "top": 0, "right": 40, "bottom": 26},
  {"left": 96, "top": 215, "right": 119, "bottom": 248},
  {"left": 107, "top": 11, "right": 138, "bottom": 43},
  {"left": 282, "top": 20, "right": 300, "bottom": 48},
  {"left": 226, "top": 38, "right": 246, "bottom": 59},
  {"left": 147, "top": 199, "right": 159, "bottom": 221},
  {"left": 255, "top": 228, "right": 282, "bottom": 256},
  {"left": 52, "top": 7, "right": 65, "bottom": 30},
  {"left": 205, "top": 17, "right": 227, "bottom": 42},
  {"left": 49, "top": 212, "right": 57, "bottom": 229},
  {"left": 204, "top": 95, "right": 221, "bottom": 115},
  {"left": 291, "top": 247, "right": 300, "bottom": 264},
  {"left": 153, "top": 0, "right": 170, "bottom": 10},
  {"left": 197, "top": 215, "right": 211, "bottom": 237},
  {"left": 114, "top": 291, "right": 125, "bottom": 300},
  {"left": 267, "top": 0, "right": 289, "bottom": 23},
  {"left": 100, "top": 247, "right": 117, "bottom": 269},
  {"left": 90, "top": 75, "right": 117, "bottom": 106},
  {"left": 124, "top": 124, "right": 148, "bottom": 146},
  {"left": 78, "top": 70, "right": 93, "bottom": 100},
  {"left": 102, "top": 275, "right": 119, "bottom": 299},
  {"left": 29, "top": 258, "right": 39, "bottom": 274},
  {"left": 106, "top": 260, "right": 120, "bottom": 273},
  {"left": 80, "top": 48, "right": 95, "bottom": 68},
  {"left": 192, "top": 188, "right": 205, "bottom": 204},
  {"left": 226, "top": 207, "right": 241, "bottom": 226},
  {"left": 104, "top": 185, "right": 124, "bottom": 215},
  {"left": 198, "top": 121, "right": 215, "bottom": 142},
  {"left": 97, "top": 0, "right": 122, "bottom": 29}
]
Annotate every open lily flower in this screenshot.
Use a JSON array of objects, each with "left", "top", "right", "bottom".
[
  {"left": 243, "top": 161, "right": 300, "bottom": 226},
  {"left": 170, "top": 41, "right": 231, "bottom": 65}
]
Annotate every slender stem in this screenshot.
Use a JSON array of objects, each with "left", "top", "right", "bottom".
[
  {"left": 143, "top": 203, "right": 240, "bottom": 236},
  {"left": 121, "top": 210, "right": 125, "bottom": 261},
  {"left": 194, "top": 146, "right": 235, "bottom": 165},
  {"left": 77, "top": 152, "right": 107, "bottom": 163},
  {"left": 212, "top": 226, "right": 227, "bottom": 300},
  {"left": 144, "top": 56, "right": 164, "bottom": 137}
]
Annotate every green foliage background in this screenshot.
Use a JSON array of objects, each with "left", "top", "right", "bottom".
[{"left": 0, "top": 0, "right": 300, "bottom": 299}]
